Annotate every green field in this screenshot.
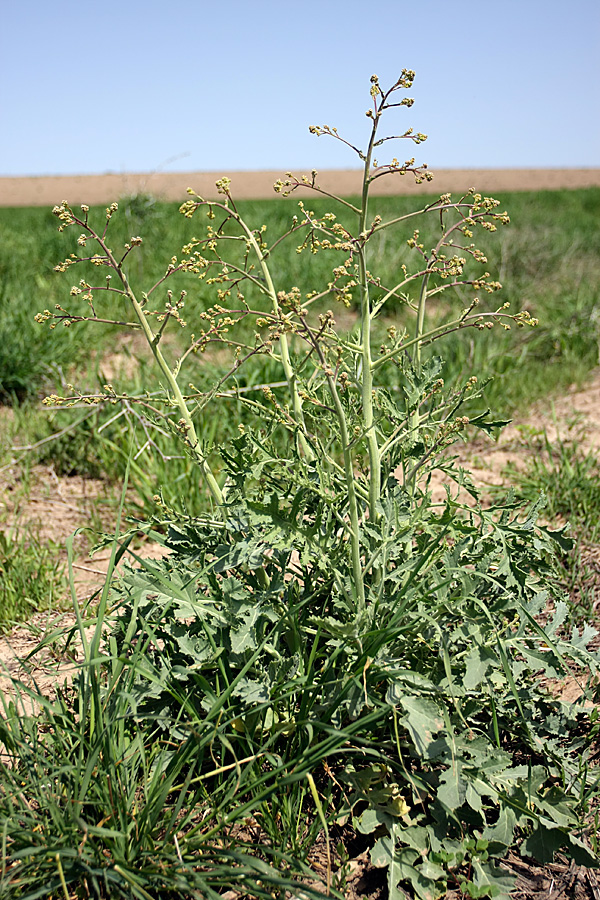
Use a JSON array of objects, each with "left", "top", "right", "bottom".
[
  {"left": 2, "top": 187, "right": 599, "bottom": 403},
  {"left": 1, "top": 186, "right": 599, "bottom": 622}
]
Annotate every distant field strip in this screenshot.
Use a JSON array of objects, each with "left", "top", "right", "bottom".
[{"left": 1, "top": 168, "right": 600, "bottom": 206}]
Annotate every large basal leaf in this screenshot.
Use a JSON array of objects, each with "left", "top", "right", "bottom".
[
  {"left": 396, "top": 696, "right": 446, "bottom": 759},
  {"left": 463, "top": 645, "right": 498, "bottom": 690},
  {"left": 470, "top": 859, "right": 515, "bottom": 899},
  {"left": 437, "top": 763, "right": 467, "bottom": 811},
  {"left": 483, "top": 806, "right": 517, "bottom": 849},
  {"left": 520, "top": 821, "right": 566, "bottom": 865},
  {"left": 232, "top": 677, "right": 270, "bottom": 708},
  {"left": 370, "top": 838, "right": 446, "bottom": 900}
]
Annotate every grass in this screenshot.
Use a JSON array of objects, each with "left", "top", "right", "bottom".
[
  {"left": 0, "top": 207, "right": 95, "bottom": 400},
  {"left": 500, "top": 424, "right": 600, "bottom": 624},
  {"left": 505, "top": 426, "right": 600, "bottom": 542},
  {"left": 1, "top": 187, "right": 599, "bottom": 409},
  {"left": 0, "top": 527, "right": 66, "bottom": 631},
  {"left": 0, "top": 581, "right": 337, "bottom": 898}
]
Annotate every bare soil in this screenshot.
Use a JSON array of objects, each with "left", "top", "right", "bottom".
[
  {"left": 0, "top": 460, "right": 169, "bottom": 702},
  {"left": 420, "top": 368, "right": 600, "bottom": 510},
  {"left": 1, "top": 168, "right": 600, "bottom": 208}
]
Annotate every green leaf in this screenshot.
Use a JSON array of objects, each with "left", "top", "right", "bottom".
[
  {"left": 521, "top": 822, "right": 565, "bottom": 864},
  {"left": 398, "top": 696, "right": 446, "bottom": 758},
  {"left": 373, "top": 834, "right": 445, "bottom": 900},
  {"left": 393, "top": 824, "right": 431, "bottom": 855},
  {"left": 471, "top": 859, "right": 515, "bottom": 899},
  {"left": 375, "top": 838, "right": 446, "bottom": 900},
  {"left": 388, "top": 843, "right": 410, "bottom": 900},
  {"left": 483, "top": 806, "right": 516, "bottom": 848},
  {"left": 394, "top": 849, "right": 446, "bottom": 900},
  {"left": 232, "top": 678, "right": 269, "bottom": 707},
  {"left": 566, "top": 833, "right": 598, "bottom": 867},
  {"left": 419, "top": 860, "right": 447, "bottom": 881},
  {"left": 173, "top": 631, "right": 213, "bottom": 664},
  {"left": 385, "top": 670, "right": 441, "bottom": 697},
  {"left": 536, "top": 786, "right": 577, "bottom": 828},
  {"left": 464, "top": 646, "right": 497, "bottom": 690},
  {"left": 437, "top": 764, "right": 467, "bottom": 811},
  {"left": 356, "top": 805, "right": 397, "bottom": 835},
  {"left": 545, "top": 600, "right": 569, "bottom": 637},
  {"left": 213, "top": 538, "right": 267, "bottom": 572},
  {"left": 371, "top": 834, "right": 394, "bottom": 867},
  {"left": 536, "top": 522, "right": 574, "bottom": 551},
  {"left": 466, "top": 782, "right": 483, "bottom": 813},
  {"left": 230, "top": 605, "right": 262, "bottom": 655},
  {"left": 468, "top": 410, "right": 512, "bottom": 435},
  {"left": 569, "top": 621, "right": 599, "bottom": 651}
]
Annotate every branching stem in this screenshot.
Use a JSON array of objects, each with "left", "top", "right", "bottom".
[{"left": 91, "top": 229, "right": 224, "bottom": 506}]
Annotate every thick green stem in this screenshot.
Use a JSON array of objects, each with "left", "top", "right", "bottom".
[
  {"left": 414, "top": 272, "right": 431, "bottom": 378},
  {"left": 131, "top": 288, "right": 224, "bottom": 505},
  {"left": 358, "top": 119, "right": 382, "bottom": 523},
  {"left": 409, "top": 271, "right": 432, "bottom": 443},
  {"left": 324, "top": 370, "right": 365, "bottom": 613},
  {"left": 236, "top": 219, "right": 314, "bottom": 460},
  {"left": 98, "top": 239, "right": 224, "bottom": 506}
]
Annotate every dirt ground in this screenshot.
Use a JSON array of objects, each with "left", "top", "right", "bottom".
[
  {"left": 1, "top": 168, "right": 600, "bottom": 207},
  {"left": 444, "top": 368, "right": 600, "bottom": 494}
]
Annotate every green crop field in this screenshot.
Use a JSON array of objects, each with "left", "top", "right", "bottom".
[{"left": 2, "top": 186, "right": 599, "bottom": 406}]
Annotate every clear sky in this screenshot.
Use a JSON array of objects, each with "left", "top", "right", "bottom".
[{"left": 1, "top": 0, "right": 598, "bottom": 177}]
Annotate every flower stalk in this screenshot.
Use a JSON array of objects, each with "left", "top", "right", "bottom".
[{"left": 44, "top": 72, "right": 532, "bottom": 618}]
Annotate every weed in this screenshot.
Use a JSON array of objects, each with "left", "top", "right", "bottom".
[
  {"left": 2, "top": 191, "right": 599, "bottom": 408},
  {"left": 2, "top": 71, "right": 599, "bottom": 900}
]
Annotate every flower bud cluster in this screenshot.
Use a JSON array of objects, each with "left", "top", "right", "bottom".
[
  {"left": 53, "top": 255, "right": 78, "bottom": 273},
  {"left": 180, "top": 200, "right": 197, "bottom": 219},
  {"left": 215, "top": 177, "right": 231, "bottom": 195},
  {"left": 471, "top": 276, "right": 502, "bottom": 293},
  {"left": 308, "top": 124, "right": 337, "bottom": 138},
  {"left": 52, "top": 201, "right": 75, "bottom": 232},
  {"left": 436, "top": 255, "right": 466, "bottom": 279}
]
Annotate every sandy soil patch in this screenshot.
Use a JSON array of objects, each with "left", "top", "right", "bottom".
[
  {"left": 0, "top": 458, "right": 170, "bottom": 702},
  {"left": 1, "top": 168, "right": 600, "bottom": 207},
  {"left": 466, "top": 371, "right": 600, "bottom": 486},
  {"left": 423, "top": 369, "right": 600, "bottom": 509}
]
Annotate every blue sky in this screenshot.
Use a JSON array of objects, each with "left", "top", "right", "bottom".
[{"left": 1, "top": 0, "right": 598, "bottom": 177}]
